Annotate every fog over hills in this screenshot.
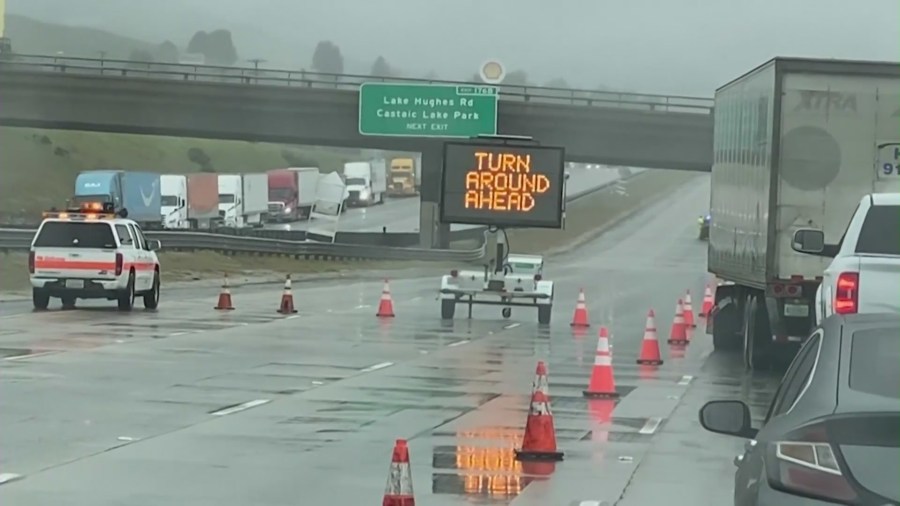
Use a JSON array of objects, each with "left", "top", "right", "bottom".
[{"left": 8, "top": 0, "right": 900, "bottom": 94}]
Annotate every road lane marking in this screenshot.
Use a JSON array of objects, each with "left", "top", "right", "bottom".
[
  {"left": 639, "top": 417, "right": 663, "bottom": 435},
  {"left": 4, "top": 351, "right": 59, "bottom": 361},
  {"left": 447, "top": 340, "right": 470, "bottom": 347},
  {"left": 210, "top": 399, "right": 270, "bottom": 416},
  {"left": 169, "top": 332, "right": 189, "bottom": 337},
  {"left": 354, "top": 304, "right": 371, "bottom": 310},
  {"left": 577, "top": 501, "right": 604, "bottom": 506},
  {"left": 0, "top": 473, "right": 22, "bottom": 485},
  {"left": 678, "top": 375, "right": 694, "bottom": 386},
  {"left": 359, "top": 361, "right": 393, "bottom": 373},
  {"left": 286, "top": 315, "right": 300, "bottom": 320},
  {"left": 503, "top": 322, "right": 521, "bottom": 329}
]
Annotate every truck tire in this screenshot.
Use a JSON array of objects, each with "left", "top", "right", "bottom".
[
  {"left": 441, "top": 299, "right": 455, "bottom": 320},
  {"left": 743, "top": 295, "right": 773, "bottom": 370},
  {"left": 712, "top": 303, "right": 741, "bottom": 351},
  {"left": 32, "top": 289, "right": 49, "bottom": 310},
  {"left": 118, "top": 272, "right": 135, "bottom": 311},
  {"left": 143, "top": 271, "right": 160, "bottom": 310},
  {"left": 538, "top": 305, "right": 552, "bottom": 325}
]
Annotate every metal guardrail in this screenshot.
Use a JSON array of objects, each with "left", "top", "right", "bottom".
[
  {"left": 0, "top": 53, "right": 715, "bottom": 114},
  {"left": 0, "top": 169, "right": 644, "bottom": 260}
]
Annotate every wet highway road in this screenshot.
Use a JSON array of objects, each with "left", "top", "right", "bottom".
[
  {"left": 265, "top": 166, "right": 635, "bottom": 233},
  {"left": 0, "top": 172, "right": 781, "bottom": 505}
]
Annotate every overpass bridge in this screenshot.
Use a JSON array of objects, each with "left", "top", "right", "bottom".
[{"left": 0, "top": 54, "right": 715, "bottom": 247}]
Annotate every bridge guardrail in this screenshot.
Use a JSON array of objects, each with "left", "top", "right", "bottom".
[{"left": 0, "top": 54, "right": 714, "bottom": 114}]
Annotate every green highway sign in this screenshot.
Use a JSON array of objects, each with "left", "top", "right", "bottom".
[{"left": 358, "top": 83, "right": 498, "bottom": 138}]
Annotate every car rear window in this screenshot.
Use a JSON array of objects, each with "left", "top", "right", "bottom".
[
  {"left": 849, "top": 327, "right": 900, "bottom": 399},
  {"left": 33, "top": 222, "right": 117, "bottom": 249},
  {"left": 855, "top": 205, "right": 900, "bottom": 256}
]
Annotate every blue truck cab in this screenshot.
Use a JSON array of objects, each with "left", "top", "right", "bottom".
[{"left": 73, "top": 170, "right": 162, "bottom": 227}]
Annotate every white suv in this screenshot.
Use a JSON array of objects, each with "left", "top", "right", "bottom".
[
  {"left": 792, "top": 193, "right": 900, "bottom": 324},
  {"left": 29, "top": 205, "right": 162, "bottom": 311}
]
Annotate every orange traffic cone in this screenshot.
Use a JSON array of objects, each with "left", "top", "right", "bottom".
[
  {"left": 515, "top": 361, "right": 564, "bottom": 462},
  {"left": 583, "top": 326, "right": 619, "bottom": 399},
  {"left": 701, "top": 285, "right": 714, "bottom": 317},
  {"left": 377, "top": 279, "right": 395, "bottom": 318},
  {"left": 637, "top": 309, "right": 664, "bottom": 366},
  {"left": 382, "top": 439, "right": 415, "bottom": 506},
  {"left": 570, "top": 288, "right": 590, "bottom": 327},
  {"left": 683, "top": 290, "right": 696, "bottom": 328},
  {"left": 276, "top": 274, "right": 298, "bottom": 314},
  {"left": 668, "top": 299, "right": 689, "bottom": 345},
  {"left": 213, "top": 273, "right": 235, "bottom": 310}
]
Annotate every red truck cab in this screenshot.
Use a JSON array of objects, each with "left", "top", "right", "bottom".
[{"left": 267, "top": 169, "right": 300, "bottom": 222}]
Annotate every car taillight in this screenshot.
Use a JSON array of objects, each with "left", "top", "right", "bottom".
[
  {"left": 450, "top": 269, "right": 458, "bottom": 278},
  {"left": 765, "top": 424, "right": 857, "bottom": 503},
  {"left": 28, "top": 251, "right": 35, "bottom": 274},
  {"left": 115, "top": 253, "right": 124, "bottom": 276},
  {"left": 834, "top": 272, "right": 858, "bottom": 314}
]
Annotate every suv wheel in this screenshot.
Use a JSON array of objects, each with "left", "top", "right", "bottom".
[
  {"left": 118, "top": 272, "right": 135, "bottom": 311},
  {"left": 143, "top": 271, "right": 160, "bottom": 309},
  {"left": 32, "top": 289, "right": 50, "bottom": 310}
]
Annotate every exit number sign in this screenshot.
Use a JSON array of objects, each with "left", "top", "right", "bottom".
[{"left": 358, "top": 83, "right": 498, "bottom": 138}]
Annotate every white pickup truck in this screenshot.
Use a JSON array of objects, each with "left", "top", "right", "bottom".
[{"left": 792, "top": 193, "right": 900, "bottom": 324}]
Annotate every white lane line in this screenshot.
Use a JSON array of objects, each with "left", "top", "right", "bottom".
[
  {"left": 354, "top": 304, "right": 371, "bottom": 310},
  {"left": 210, "top": 399, "right": 270, "bottom": 416},
  {"left": 447, "top": 340, "right": 470, "bottom": 347},
  {"left": 169, "top": 332, "right": 189, "bottom": 337},
  {"left": 578, "top": 501, "right": 604, "bottom": 506},
  {"left": 286, "top": 315, "right": 300, "bottom": 320},
  {"left": 0, "top": 473, "right": 22, "bottom": 484},
  {"left": 678, "top": 375, "right": 694, "bottom": 386},
  {"left": 639, "top": 417, "right": 664, "bottom": 435},
  {"left": 5, "top": 351, "right": 59, "bottom": 361},
  {"left": 359, "top": 361, "right": 393, "bottom": 373},
  {"left": 503, "top": 322, "right": 521, "bottom": 329}
]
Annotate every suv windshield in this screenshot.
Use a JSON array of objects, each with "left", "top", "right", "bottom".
[
  {"left": 33, "top": 221, "right": 118, "bottom": 249},
  {"left": 855, "top": 205, "right": 900, "bottom": 255},
  {"left": 849, "top": 327, "right": 900, "bottom": 399}
]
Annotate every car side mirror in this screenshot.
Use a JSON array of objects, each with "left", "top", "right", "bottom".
[
  {"left": 791, "top": 228, "right": 825, "bottom": 254},
  {"left": 146, "top": 239, "right": 162, "bottom": 251},
  {"left": 699, "top": 400, "right": 757, "bottom": 438}
]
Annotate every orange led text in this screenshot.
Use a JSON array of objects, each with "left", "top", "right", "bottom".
[{"left": 463, "top": 151, "right": 551, "bottom": 212}]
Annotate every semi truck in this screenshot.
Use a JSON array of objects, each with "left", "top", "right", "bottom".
[
  {"left": 343, "top": 160, "right": 387, "bottom": 207},
  {"left": 707, "top": 57, "right": 900, "bottom": 370},
  {"left": 387, "top": 156, "right": 421, "bottom": 197},
  {"left": 266, "top": 167, "right": 320, "bottom": 222},
  {"left": 160, "top": 173, "right": 220, "bottom": 229},
  {"left": 72, "top": 170, "right": 161, "bottom": 228},
  {"left": 217, "top": 173, "right": 268, "bottom": 228}
]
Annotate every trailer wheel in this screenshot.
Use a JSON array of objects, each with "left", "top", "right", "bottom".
[
  {"left": 501, "top": 307, "right": 512, "bottom": 319},
  {"left": 743, "top": 296, "right": 773, "bottom": 370},
  {"left": 712, "top": 302, "right": 741, "bottom": 351},
  {"left": 538, "top": 305, "right": 552, "bottom": 325},
  {"left": 441, "top": 299, "right": 455, "bottom": 320}
]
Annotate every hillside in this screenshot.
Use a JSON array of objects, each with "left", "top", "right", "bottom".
[
  {"left": 0, "top": 127, "right": 363, "bottom": 221},
  {"left": 4, "top": 14, "right": 161, "bottom": 59}
]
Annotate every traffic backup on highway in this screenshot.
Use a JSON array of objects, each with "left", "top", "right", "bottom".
[{"left": 5, "top": 48, "right": 900, "bottom": 505}]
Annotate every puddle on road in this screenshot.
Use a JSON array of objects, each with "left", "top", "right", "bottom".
[{"left": 431, "top": 426, "right": 557, "bottom": 501}]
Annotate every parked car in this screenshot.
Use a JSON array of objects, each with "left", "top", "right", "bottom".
[{"left": 698, "top": 312, "right": 900, "bottom": 505}]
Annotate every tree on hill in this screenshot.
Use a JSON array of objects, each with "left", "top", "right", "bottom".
[
  {"left": 187, "top": 29, "right": 238, "bottom": 65},
  {"left": 545, "top": 77, "right": 570, "bottom": 89},
  {"left": 155, "top": 40, "right": 179, "bottom": 63},
  {"left": 311, "top": 41, "right": 343, "bottom": 75},
  {"left": 503, "top": 70, "right": 529, "bottom": 86},
  {"left": 128, "top": 48, "right": 155, "bottom": 62},
  {"left": 370, "top": 56, "right": 392, "bottom": 77}
]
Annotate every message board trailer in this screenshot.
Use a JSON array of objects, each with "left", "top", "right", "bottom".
[
  {"left": 439, "top": 140, "right": 567, "bottom": 229},
  {"left": 437, "top": 136, "right": 566, "bottom": 324}
]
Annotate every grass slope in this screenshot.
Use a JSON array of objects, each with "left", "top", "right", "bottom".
[
  {"left": 0, "top": 127, "right": 361, "bottom": 219},
  {"left": 5, "top": 14, "right": 159, "bottom": 59}
]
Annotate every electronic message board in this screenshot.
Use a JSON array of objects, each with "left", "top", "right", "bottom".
[{"left": 439, "top": 142, "right": 566, "bottom": 228}]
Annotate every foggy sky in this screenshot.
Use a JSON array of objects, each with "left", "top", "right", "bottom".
[{"left": 8, "top": 0, "right": 900, "bottom": 95}]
